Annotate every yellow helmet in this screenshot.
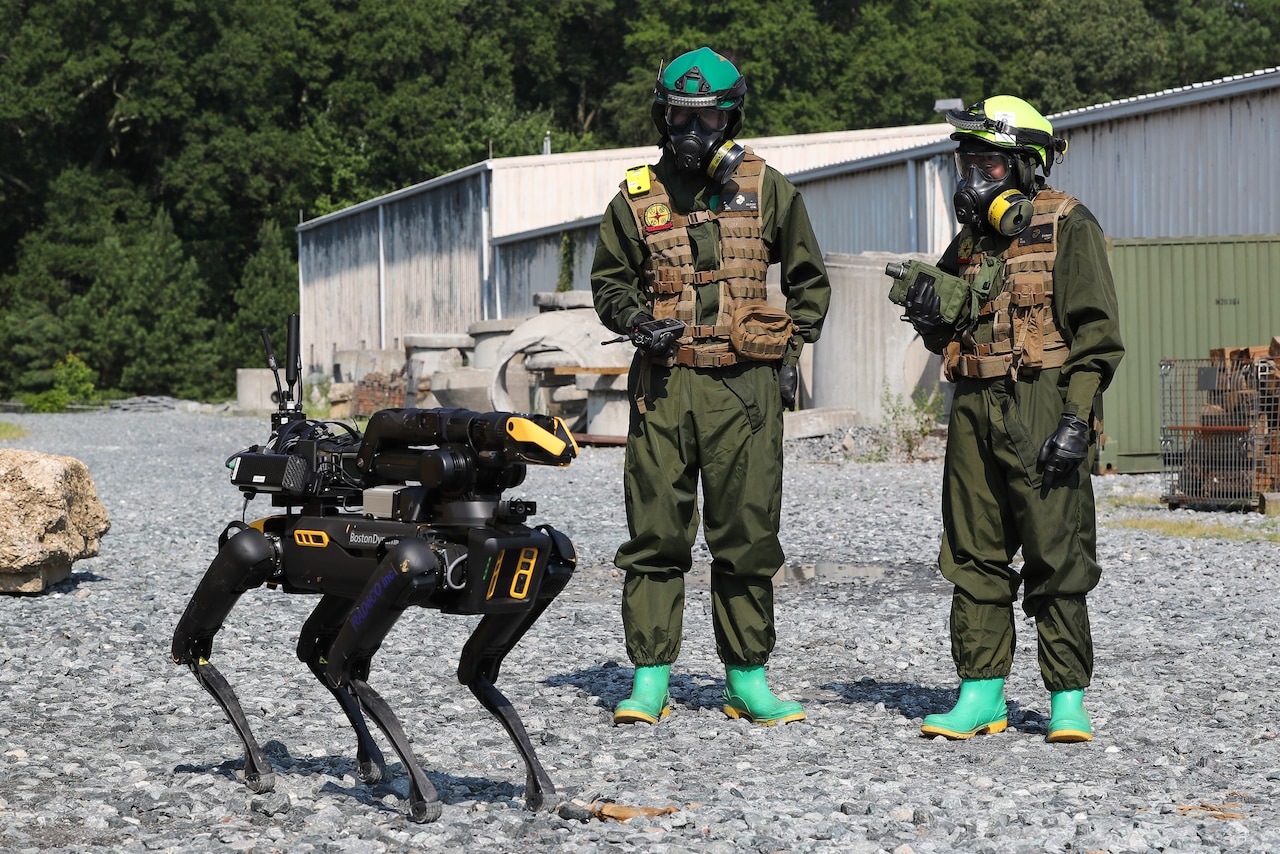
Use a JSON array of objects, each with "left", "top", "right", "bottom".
[{"left": 946, "top": 95, "right": 1066, "bottom": 174}]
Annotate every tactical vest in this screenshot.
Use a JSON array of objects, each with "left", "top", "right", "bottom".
[
  {"left": 621, "top": 152, "right": 789, "bottom": 368},
  {"left": 945, "top": 189, "right": 1080, "bottom": 382}
]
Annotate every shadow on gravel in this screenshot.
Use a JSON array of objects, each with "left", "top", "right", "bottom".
[
  {"left": 22, "top": 569, "right": 110, "bottom": 596},
  {"left": 174, "top": 742, "right": 532, "bottom": 809},
  {"left": 821, "top": 679, "right": 1048, "bottom": 735},
  {"left": 547, "top": 665, "right": 735, "bottom": 713}
]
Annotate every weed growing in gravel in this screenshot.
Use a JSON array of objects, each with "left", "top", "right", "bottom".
[
  {"left": 0, "top": 421, "right": 25, "bottom": 440},
  {"left": 867, "top": 384, "right": 942, "bottom": 461},
  {"left": 1110, "top": 516, "right": 1280, "bottom": 543},
  {"left": 1098, "top": 493, "right": 1164, "bottom": 511}
]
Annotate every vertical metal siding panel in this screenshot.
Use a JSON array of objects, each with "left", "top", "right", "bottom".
[
  {"left": 1053, "top": 88, "right": 1279, "bottom": 240},
  {"left": 299, "top": 209, "right": 381, "bottom": 374},
  {"left": 383, "top": 177, "right": 485, "bottom": 346},
  {"left": 574, "top": 229, "right": 598, "bottom": 291},
  {"left": 796, "top": 165, "right": 914, "bottom": 255},
  {"left": 919, "top": 155, "right": 958, "bottom": 256}
]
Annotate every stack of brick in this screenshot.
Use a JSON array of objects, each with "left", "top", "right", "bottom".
[
  {"left": 1183, "top": 337, "right": 1280, "bottom": 499},
  {"left": 352, "top": 368, "right": 408, "bottom": 417}
]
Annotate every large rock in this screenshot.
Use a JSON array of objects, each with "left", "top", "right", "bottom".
[{"left": 0, "top": 450, "right": 111, "bottom": 593}]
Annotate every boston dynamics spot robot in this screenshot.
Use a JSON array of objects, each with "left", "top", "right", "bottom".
[{"left": 171, "top": 315, "right": 579, "bottom": 822}]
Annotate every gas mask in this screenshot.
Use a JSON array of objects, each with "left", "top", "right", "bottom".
[
  {"left": 667, "top": 106, "right": 743, "bottom": 183},
  {"left": 953, "top": 148, "right": 1034, "bottom": 237}
]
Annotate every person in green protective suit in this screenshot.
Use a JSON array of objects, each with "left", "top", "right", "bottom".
[
  {"left": 899, "top": 95, "right": 1124, "bottom": 743},
  {"left": 590, "top": 46, "right": 831, "bottom": 726}
]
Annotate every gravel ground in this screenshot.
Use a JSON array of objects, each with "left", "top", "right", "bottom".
[{"left": 2, "top": 409, "right": 1279, "bottom": 853}]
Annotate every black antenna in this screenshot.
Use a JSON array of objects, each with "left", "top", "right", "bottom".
[
  {"left": 285, "top": 313, "right": 301, "bottom": 409},
  {"left": 260, "top": 328, "right": 285, "bottom": 410}
]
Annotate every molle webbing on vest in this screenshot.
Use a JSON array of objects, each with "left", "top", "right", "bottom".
[
  {"left": 950, "top": 189, "right": 1078, "bottom": 381},
  {"left": 621, "top": 154, "right": 772, "bottom": 368}
]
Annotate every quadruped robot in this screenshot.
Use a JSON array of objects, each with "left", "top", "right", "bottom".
[{"left": 171, "top": 315, "right": 580, "bottom": 822}]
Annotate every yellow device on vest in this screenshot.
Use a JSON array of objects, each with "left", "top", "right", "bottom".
[{"left": 626, "top": 166, "right": 651, "bottom": 196}]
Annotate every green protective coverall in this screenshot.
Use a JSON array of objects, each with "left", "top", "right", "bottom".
[
  {"left": 920, "top": 200, "right": 1124, "bottom": 692},
  {"left": 590, "top": 153, "right": 831, "bottom": 668}
]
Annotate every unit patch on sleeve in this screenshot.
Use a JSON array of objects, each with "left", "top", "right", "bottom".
[
  {"left": 722, "top": 192, "right": 759, "bottom": 212},
  {"left": 957, "top": 235, "right": 975, "bottom": 265},
  {"left": 643, "top": 203, "right": 673, "bottom": 232}
]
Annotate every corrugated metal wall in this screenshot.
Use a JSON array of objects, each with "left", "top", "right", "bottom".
[
  {"left": 296, "top": 68, "right": 1279, "bottom": 447},
  {"left": 298, "top": 172, "right": 488, "bottom": 374},
  {"left": 1051, "top": 87, "right": 1278, "bottom": 240},
  {"left": 382, "top": 178, "right": 488, "bottom": 346},
  {"left": 298, "top": 207, "right": 382, "bottom": 374},
  {"left": 797, "top": 162, "right": 915, "bottom": 255},
  {"left": 1102, "top": 235, "right": 1280, "bottom": 472},
  {"left": 793, "top": 151, "right": 959, "bottom": 256},
  {"left": 490, "top": 223, "right": 599, "bottom": 317}
]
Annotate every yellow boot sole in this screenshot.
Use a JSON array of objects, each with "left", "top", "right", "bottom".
[
  {"left": 920, "top": 718, "right": 1008, "bottom": 739},
  {"left": 612, "top": 704, "right": 671, "bottom": 725},
  {"left": 1047, "top": 727, "right": 1092, "bottom": 743},
  {"left": 722, "top": 704, "right": 806, "bottom": 726}
]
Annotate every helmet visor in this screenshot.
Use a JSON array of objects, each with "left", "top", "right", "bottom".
[
  {"left": 667, "top": 106, "right": 729, "bottom": 134},
  {"left": 954, "top": 150, "right": 1012, "bottom": 181}
]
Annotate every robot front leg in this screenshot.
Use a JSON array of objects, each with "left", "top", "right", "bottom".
[
  {"left": 325, "top": 538, "right": 445, "bottom": 823},
  {"left": 297, "top": 594, "right": 387, "bottom": 784},
  {"left": 171, "top": 524, "right": 278, "bottom": 792},
  {"left": 458, "top": 534, "right": 576, "bottom": 811}
]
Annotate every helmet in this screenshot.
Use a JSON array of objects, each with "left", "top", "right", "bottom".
[
  {"left": 945, "top": 95, "right": 1065, "bottom": 173},
  {"left": 945, "top": 96, "right": 1067, "bottom": 235},
  {"left": 651, "top": 47, "right": 747, "bottom": 180}
]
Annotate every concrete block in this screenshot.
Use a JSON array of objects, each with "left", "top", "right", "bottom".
[
  {"left": 430, "top": 367, "right": 494, "bottom": 412},
  {"left": 236, "top": 368, "right": 279, "bottom": 412},
  {"left": 784, "top": 406, "right": 864, "bottom": 441},
  {"left": 534, "top": 290, "right": 596, "bottom": 311},
  {"left": 467, "top": 318, "right": 523, "bottom": 369}
]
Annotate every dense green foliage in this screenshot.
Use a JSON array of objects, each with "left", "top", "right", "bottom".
[{"left": 2, "top": 0, "right": 1276, "bottom": 400}]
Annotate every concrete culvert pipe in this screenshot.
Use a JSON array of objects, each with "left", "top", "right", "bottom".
[{"left": 488, "top": 309, "right": 633, "bottom": 431}]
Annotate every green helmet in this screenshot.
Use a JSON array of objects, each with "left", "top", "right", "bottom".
[
  {"left": 651, "top": 46, "right": 747, "bottom": 141},
  {"left": 945, "top": 95, "right": 1066, "bottom": 174}
]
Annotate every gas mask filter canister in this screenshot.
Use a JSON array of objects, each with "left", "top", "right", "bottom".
[
  {"left": 985, "top": 189, "right": 1033, "bottom": 236},
  {"left": 706, "top": 139, "right": 745, "bottom": 184}
]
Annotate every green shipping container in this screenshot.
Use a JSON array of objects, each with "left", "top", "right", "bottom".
[{"left": 1099, "top": 235, "right": 1280, "bottom": 473}]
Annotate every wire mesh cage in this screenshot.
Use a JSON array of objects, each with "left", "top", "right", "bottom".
[{"left": 1160, "top": 356, "right": 1279, "bottom": 509}]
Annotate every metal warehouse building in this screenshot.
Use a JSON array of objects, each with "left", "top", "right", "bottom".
[
  {"left": 298, "top": 67, "right": 1280, "bottom": 470},
  {"left": 295, "top": 123, "right": 951, "bottom": 366}
]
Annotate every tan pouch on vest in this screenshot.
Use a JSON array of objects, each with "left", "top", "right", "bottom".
[{"left": 729, "top": 303, "right": 793, "bottom": 361}]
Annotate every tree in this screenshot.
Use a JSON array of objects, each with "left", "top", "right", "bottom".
[
  {"left": 65, "top": 209, "right": 217, "bottom": 398},
  {"left": 222, "top": 219, "right": 301, "bottom": 371}
]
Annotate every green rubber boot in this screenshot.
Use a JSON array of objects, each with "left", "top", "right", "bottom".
[
  {"left": 920, "top": 677, "right": 1008, "bottom": 739},
  {"left": 722, "top": 665, "right": 806, "bottom": 725},
  {"left": 1047, "top": 689, "right": 1093, "bottom": 742},
  {"left": 613, "top": 665, "right": 672, "bottom": 725}
]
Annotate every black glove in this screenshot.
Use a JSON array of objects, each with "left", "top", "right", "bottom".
[
  {"left": 779, "top": 364, "right": 798, "bottom": 410},
  {"left": 628, "top": 314, "right": 684, "bottom": 359},
  {"left": 1037, "top": 414, "right": 1091, "bottom": 486},
  {"left": 903, "top": 276, "right": 951, "bottom": 337}
]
